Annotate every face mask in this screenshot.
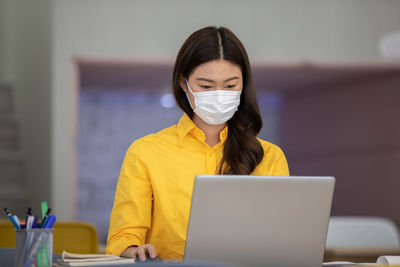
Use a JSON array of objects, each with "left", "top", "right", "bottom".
[{"left": 185, "top": 79, "right": 241, "bottom": 125}]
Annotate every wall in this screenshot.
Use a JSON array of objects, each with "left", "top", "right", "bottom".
[
  {"left": 1, "top": 0, "right": 52, "bottom": 212},
  {"left": 0, "top": 0, "right": 11, "bottom": 81},
  {"left": 49, "top": 0, "right": 400, "bottom": 219},
  {"left": 280, "top": 73, "right": 400, "bottom": 225},
  {"left": 0, "top": 0, "right": 6, "bottom": 80}
]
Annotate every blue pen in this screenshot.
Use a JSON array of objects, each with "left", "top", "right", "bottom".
[
  {"left": 32, "top": 215, "right": 38, "bottom": 228},
  {"left": 40, "top": 208, "right": 52, "bottom": 228},
  {"left": 42, "top": 214, "right": 56, "bottom": 228},
  {"left": 13, "top": 215, "right": 21, "bottom": 227},
  {"left": 3, "top": 208, "right": 20, "bottom": 229},
  {"left": 40, "top": 214, "right": 55, "bottom": 267}
]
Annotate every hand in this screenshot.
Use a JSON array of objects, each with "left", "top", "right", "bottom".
[{"left": 121, "top": 244, "right": 158, "bottom": 262}]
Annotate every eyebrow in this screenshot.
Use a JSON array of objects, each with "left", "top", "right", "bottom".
[{"left": 196, "top": 76, "right": 240, "bottom": 83}]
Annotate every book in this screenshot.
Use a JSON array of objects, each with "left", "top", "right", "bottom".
[{"left": 56, "top": 251, "right": 135, "bottom": 266}]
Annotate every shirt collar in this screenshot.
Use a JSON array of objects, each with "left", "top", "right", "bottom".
[
  {"left": 177, "top": 114, "right": 229, "bottom": 145},
  {"left": 177, "top": 113, "right": 197, "bottom": 140}
]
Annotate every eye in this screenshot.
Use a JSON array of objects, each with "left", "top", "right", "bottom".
[
  {"left": 226, "top": 85, "right": 236, "bottom": 89},
  {"left": 200, "top": 85, "right": 212, "bottom": 89}
]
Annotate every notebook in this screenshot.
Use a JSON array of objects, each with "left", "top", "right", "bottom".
[
  {"left": 56, "top": 251, "right": 135, "bottom": 266},
  {"left": 184, "top": 175, "right": 335, "bottom": 267}
]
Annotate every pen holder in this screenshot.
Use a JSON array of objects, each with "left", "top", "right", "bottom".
[{"left": 15, "top": 229, "right": 53, "bottom": 267}]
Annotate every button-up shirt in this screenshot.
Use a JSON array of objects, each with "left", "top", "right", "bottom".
[{"left": 106, "top": 114, "right": 289, "bottom": 260}]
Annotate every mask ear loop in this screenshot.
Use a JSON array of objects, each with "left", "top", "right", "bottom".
[{"left": 185, "top": 79, "right": 196, "bottom": 110}]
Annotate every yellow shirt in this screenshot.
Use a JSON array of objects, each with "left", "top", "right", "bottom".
[{"left": 106, "top": 114, "right": 289, "bottom": 260}]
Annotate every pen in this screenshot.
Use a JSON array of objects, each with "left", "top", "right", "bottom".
[
  {"left": 13, "top": 215, "right": 21, "bottom": 228},
  {"left": 41, "top": 201, "right": 48, "bottom": 219},
  {"left": 42, "top": 214, "right": 56, "bottom": 228},
  {"left": 25, "top": 207, "right": 32, "bottom": 224},
  {"left": 23, "top": 231, "right": 50, "bottom": 267},
  {"left": 32, "top": 215, "right": 38, "bottom": 228},
  {"left": 27, "top": 214, "right": 55, "bottom": 267},
  {"left": 26, "top": 215, "right": 35, "bottom": 229},
  {"left": 3, "top": 208, "right": 20, "bottom": 229},
  {"left": 40, "top": 208, "right": 52, "bottom": 228}
]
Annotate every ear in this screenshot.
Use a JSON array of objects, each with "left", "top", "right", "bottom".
[{"left": 179, "top": 75, "right": 188, "bottom": 93}]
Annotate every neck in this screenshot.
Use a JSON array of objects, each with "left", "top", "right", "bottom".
[{"left": 193, "top": 115, "right": 226, "bottom": 147}]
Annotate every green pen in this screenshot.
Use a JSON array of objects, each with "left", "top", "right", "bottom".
[
  {"left": 37, "top": 246, "right": 50, "bottom": 267},
  {"left": 41, "top": 201, "right": 48, "bottom": 219},
  {"left": 37, "top": 248, "right": 43, "bottom": 267}
]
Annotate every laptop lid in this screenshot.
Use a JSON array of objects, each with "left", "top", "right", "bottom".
[{"left": 184, "top": 175, "right": 335, "bottom": 267}]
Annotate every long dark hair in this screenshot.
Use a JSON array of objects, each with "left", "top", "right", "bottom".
[{"left": 172, "top": 26, "right": 264, "bottom": 174}]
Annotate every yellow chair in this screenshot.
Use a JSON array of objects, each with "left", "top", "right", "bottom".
[
  {"left": 53, "top": 221, "right": 99, "bottom": 254},
  {"left": 0, "top": 220, "right": 99, "bottom": 254},
  {"left": 0, "top": 220, "right": 16, "bottom": 248}
]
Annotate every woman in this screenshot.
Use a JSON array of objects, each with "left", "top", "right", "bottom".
[{"left": 106, "top": 26, "right": 289, "bottom": 261}]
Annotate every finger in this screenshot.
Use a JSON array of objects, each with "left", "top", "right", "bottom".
[
  {"left": 121, "top": 246, "right": 138, "bottom": 258},
  {"left": 137, "top": 246, "right": 147, "bottom": 262},
  {"left": 145, "top": 244, "right": 158, "bottom": 258},
  {"left": 132, "top": 247, "right": 139, "bottom": 259}
]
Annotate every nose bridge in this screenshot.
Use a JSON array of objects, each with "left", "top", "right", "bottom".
[
  {"left": 214, "top": 91, "right": 229, "bottom": 104},
  {"left": 215, "top": 82, "right": 227, "bottom": 91}
]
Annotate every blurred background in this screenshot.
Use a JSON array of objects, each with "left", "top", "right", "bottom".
[{"left": 1, "top": 0, "right": 400, "bottom": 248}]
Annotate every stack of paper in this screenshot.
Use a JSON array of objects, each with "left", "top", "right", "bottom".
[
  {"left": 57, "top": 251, "right": 135, "bottom": 266},
  {"left": 323, "top": 256, "right": 400, "bottom": 266},
  {"left": 377, "top": 255, "right": 400, "bottom": 265}
]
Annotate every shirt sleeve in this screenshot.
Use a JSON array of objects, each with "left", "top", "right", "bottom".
[
  {"left": 106, "top": 140, "right": 153, "bottom": 256},
  {"left": 272, "top": 147, "right": 290, "bottom": 176}
]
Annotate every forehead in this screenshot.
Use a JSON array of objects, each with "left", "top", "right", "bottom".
[{"left": 190, "top": 59, "right": 242, "bottom": 80}]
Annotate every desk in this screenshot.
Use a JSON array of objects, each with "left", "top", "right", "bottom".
[
  {"left": 4, "top": 247, "right": 398, "bottom": 267},
  {"left": 0, "top": 248, "right": 61, "bottom": 267},
  {"left": 0, "top": 248, "right": 235, "bottom": 267},
  {"left": 324, "top": 248, "right": 400, "bottom": 263}
]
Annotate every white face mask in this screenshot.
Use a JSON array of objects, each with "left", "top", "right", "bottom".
[{"left": 185, "top": 79, "right": 241, "bottom": 125}]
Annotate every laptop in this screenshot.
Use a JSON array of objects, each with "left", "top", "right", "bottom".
[{"left": 184, "top": 175, "right": 335, "bottom": 267}]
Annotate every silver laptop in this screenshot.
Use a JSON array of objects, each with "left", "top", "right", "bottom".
[{"left": 184, "top": 175, "right": 335, "bottom": 267}]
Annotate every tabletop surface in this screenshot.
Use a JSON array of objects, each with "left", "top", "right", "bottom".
[{"left": 0, "top": 248, "right": 242, "bottom": 267}]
